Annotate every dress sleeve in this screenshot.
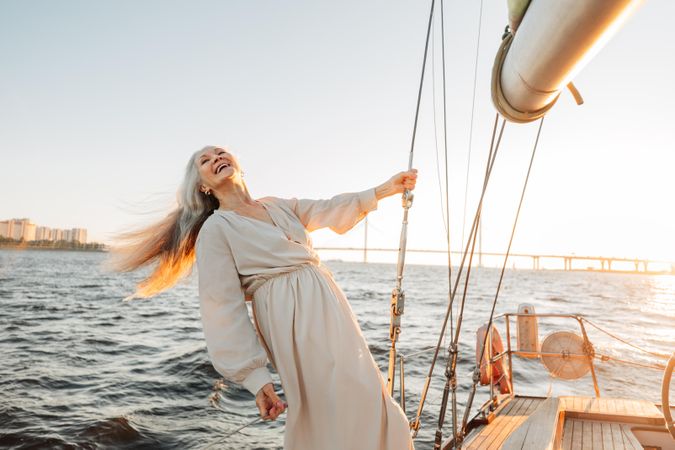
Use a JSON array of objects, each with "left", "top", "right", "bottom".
[
  {"left": 284, "top": 188, "right": 378, "bottom": 234},
  {"left": 195, "top": 219, "right": 273, "bottom": 396}
]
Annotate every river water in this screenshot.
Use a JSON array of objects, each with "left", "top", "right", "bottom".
[{"left": 1, "top": 249, "right": 673, "bottom": 449}]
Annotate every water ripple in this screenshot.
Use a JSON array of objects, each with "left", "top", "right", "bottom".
[{"left": 0, "top": 250, "right": 672, "bottom": 448}]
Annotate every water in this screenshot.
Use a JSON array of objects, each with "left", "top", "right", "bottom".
[{"left": 0, "top": 249, "right": 673, "bottom": 449}]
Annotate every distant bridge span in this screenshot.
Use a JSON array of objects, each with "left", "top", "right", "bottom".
[{"left": 313, "top": 246, "right": 675, "bottom": 275}]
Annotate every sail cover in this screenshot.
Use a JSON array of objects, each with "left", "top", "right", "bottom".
[{"left": 493, "top": 0, "right": 643, "bottom": 123}]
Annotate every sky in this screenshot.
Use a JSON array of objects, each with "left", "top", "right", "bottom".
[{"left": 1, "top": 0, "right": 673, "bottom": 265}]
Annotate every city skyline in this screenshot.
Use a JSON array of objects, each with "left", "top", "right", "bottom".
[{"left": 0, "top": 217, "right": 88, "bottom": 244}]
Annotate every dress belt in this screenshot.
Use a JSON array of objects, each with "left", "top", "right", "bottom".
[
  {"left": 245, "top": 262, "right": 321, "bottom": 370},
  {"left": 241, "top": 262, "right": 316, "bottom": 298}
]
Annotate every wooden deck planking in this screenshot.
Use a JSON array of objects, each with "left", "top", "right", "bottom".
[
  {"left": 464, "top": 398, "right": 522, "bottom": 450},
  {"left": 562, "top": 419, "right": 574, "bottom": 449},
  {"left": 591, "top": 421, "right": 603, "bottom": 449},
  {"left": 621, "top": 399, "right": 631, "bottom": 416},
  {"left": 581, "top": 420, "right": 593, "bottom": 450},
  {"left": 562, "top": 419, "right": 646, "bottom": 450},
  {"left": 464, "top": 397, "right": 546, "bottom": 450},
  {"left": 610, "top": 423, "right": 624, "bottom": 449},
  {"left": 501, "top": 398, "right": 561, "bottom": 450},
  {"left": 466, "top": 395, "right": 660, "bottom": 449},
  {"left": 485, "top": 398, "right": 534, "bottom": 450},
  {"left": 570, "top": 419, "right": 583, "bottom": 450},
  {"left": 561, "top": 396, "right": 663, "bottom": 426},
  {"left": 601, "top": 422, "right": 614, "bottom": 449},
  {"left": 620, "top": 424, "right": 642, "bottom": 450},
  {"left": 466, "top": 398, "right": 522, "bottom": 449},
  {"left": 485, "top": 398, "right": 532, "bottom": 448}
]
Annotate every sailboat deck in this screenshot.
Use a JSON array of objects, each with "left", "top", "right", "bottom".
[
  {"left": 464, "top": 396, "right": 545, "bottom": 449},
  {"left": 560, "top": 396, "right": 663, "bottom": 425},
  {"left": 561, "top": 419, "right": 642, "bottom": 450},
  {"left": 462, "top": 395, "right": 665, "bottom": 449}
]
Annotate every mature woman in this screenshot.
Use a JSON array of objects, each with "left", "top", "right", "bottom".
[{"left": 114, "top": 145, "right": 417, "bottom": 449}]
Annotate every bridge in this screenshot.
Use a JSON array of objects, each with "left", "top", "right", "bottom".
[
  {"left": 315, "top": 218, "right": 674, "bottom": 274},
  {"left": 313, "top": 246, "right": 675, "bottom": 275}
]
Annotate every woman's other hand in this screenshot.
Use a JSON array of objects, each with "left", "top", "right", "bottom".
[
  {"left": 375, "top": 169, "right": 418, "bottom": 200},
  {"left": 255, "top": 383, "right": 287, "bottom": 420}
]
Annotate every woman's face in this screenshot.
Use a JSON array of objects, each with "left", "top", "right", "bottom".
[{"left": 196, "top": 147, "right": 242, "bottom": 192}]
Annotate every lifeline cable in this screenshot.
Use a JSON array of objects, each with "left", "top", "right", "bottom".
[{"left": 582, "top": 318, "right": 671, "bottom": 360}]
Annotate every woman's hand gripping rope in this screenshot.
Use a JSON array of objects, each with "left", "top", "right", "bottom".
[
  {"left": 375, "top": 169, "right": 418, "bottom": 200},
  {"left": 204, "top": 380, "right": 288, "bottom": 448},
  {"left": 256, "top": 382, "right": 288, "bottom": 420}
]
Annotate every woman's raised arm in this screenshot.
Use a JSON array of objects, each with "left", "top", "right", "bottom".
[{"left": 281, "top": 169, "right": 418, "bottom": 234}]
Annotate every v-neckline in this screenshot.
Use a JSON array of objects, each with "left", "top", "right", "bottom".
[{"left": 218, "top": 201, "right": 286, "bottom": 235}]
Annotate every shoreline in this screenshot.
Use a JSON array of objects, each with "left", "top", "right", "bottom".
[{"left": 0, "top": 244, "right": 107, "bottom": 253}]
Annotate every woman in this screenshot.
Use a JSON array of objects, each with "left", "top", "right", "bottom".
[{"left": 113, "top": 145, "right": 417, "bottom": 449}]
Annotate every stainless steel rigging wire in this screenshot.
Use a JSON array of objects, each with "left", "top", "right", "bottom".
[
  {"left": 432, "top": 7, "right": 449, "bottom": 238},
  {"left": 459, "top": 117, "right": 545, "bottom": 444},
  {"left": 431, "top": 0, "right": 454, "bottom": 348},
  {"left": 439, "top": 0, "right": 453, "bottom": 351},
  {"left": 386, "top": 0, "right": 436, "bottom": 397},
  {"left": 433, "top": 117, "right": 505, "bottom": 450},
  {"left": 410, "top": 114, "right": 504, "bottom": 440},
  {"left": 460, "top": 0, "right": 485, "bottom": 250}
]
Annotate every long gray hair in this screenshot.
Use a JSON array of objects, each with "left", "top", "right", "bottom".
[{"left": 110, "top": 146, "right": 235, "bottom": 299}]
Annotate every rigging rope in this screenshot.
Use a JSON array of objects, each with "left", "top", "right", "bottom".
[
  {"left": 439, "top": 0, "right": 453, "bottom": 352},
  {"left": 204, "top": 381, "right": 280, "bottom": 448},
  {"left": 582, "top": 318, "right": 671, "bottom": 360},
  {"left": 460, "top": 0, "right": 485, "bottom": 250},
  {"left": 410, "top": 114, "right": 504, "bottom": 440},
  {"left": 430, "top": 0, "right": 454, "bottom": 356},
  {"left": 597, "top": 354, "right": 666, "bottom": 371},
  {"left": 435, "top": 117, "right": 504, "bottom": 449},
  {"left": 459, "top": 117, "right": 545, "bottom": 442},
  {"left": 203, "top": 416, "right": 264, "bottom": 449},
  {"left": 407, "top": 0, "right": 436, "bottom": 170},
  {"left": 432, "top": 15, "right": 448, "bottom": 237}
]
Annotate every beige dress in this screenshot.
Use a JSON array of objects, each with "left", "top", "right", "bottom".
[{"left": 195, "top": 188, "right": 414, "bottom": 450}]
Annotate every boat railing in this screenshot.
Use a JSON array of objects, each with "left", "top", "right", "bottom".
[
  {"left": 484, "top": 312, "right": 669, "bottom": 411},
  {"left": 396, "top": 312, "right": 671, "bottom": 439},
  {"left": 488, "top": 313, "right": 600, "bottom": 401}
]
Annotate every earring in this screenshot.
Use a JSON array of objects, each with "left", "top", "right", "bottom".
[{"left": 203, "top": 189, "right": 211, "bottom": 195}]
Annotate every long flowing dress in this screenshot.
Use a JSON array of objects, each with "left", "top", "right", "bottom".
[{"left": 195, "top": 188, "right": 414, "bottom": 450}]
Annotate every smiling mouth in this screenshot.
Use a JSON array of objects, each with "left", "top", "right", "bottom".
[{"left": 215, "top": 162, "right": 232, "bottom": 174}]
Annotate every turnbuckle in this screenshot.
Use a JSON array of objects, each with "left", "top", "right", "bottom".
[
  {"left": 445, "top": 342, "right": 458, "bottom": 379},
  {"left": 410, "top": 417, "right": 421, "bottom": 435},
  {"left": 402, "top": 190, "right": 414, "bottom": 209},
  {"left": 390, "top": 288, "right": 406, "bottom": 341}
]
